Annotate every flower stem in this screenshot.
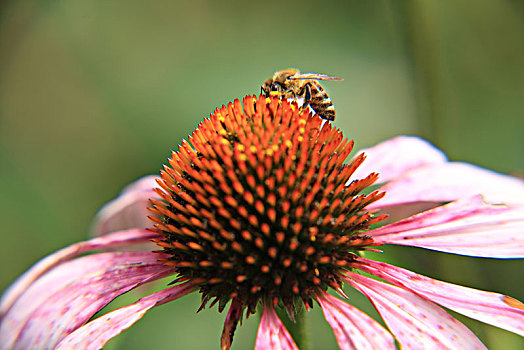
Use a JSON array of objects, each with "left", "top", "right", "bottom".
[
  {"left": 276, "top": 308, "right": 310, "bottom": 350},
  {"left": 389, "top": 0, "right": 442, "bottom": 143}
]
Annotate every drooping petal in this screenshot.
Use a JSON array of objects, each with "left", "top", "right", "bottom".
[
  {"left": 0, "top": 228, "right": 159, "bottom": 317},
  {"left": 317, "top": 292, "right": 395, "bottom": 350},
  {"left": 367, "top": 196, "right": 524, "bottom": 258},
  {"left": 90, "top": 175, "right": 159, "bottom": 237},
  {"left": 255, "top": 304, "right": 298, "bottom": 350},
  {"left": 350, "top": 136, "right": 447, "bottom": 184},
  {"left": 55, "top": 282, "right": 196, "bottom": 350},
  {"left": 0, "top": 251, "right": 175, "bottom": 349},
  {"left": 369, "top": 162, "right": 524, "bottom": 209},
  {"left": 221, "top": 298, "right": 244, "bottom": 350},
  {"left": 355, "top": 257, "right": 524, "bottom": 337},
  {"left": 346, "top": 272, "right": 487, "bottom": 349}
]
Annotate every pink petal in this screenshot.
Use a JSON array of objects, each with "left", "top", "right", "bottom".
[
  {"left": 0, "top": 251, "right": 175, "bottom": 349},
  {"left": 255, "top": 304, "right": 298, "bottom": 350},
  {"left": 355, "top": 257, "right": 524, "bottom": 337},
  {"left": 55, "top": 282, "right": 196, "bottom": 350},
  {"left": 369, "top": 162, "right": 524, "bottom": 209},
  {"left": 317, "top": 292, "right": 395, "bottom": 350},
  {"left": 368, "top": 196, "right": 524, "bottom": 258},
  {"left": 350, "top": 136, "right": 447, "bottom": 184},
  {"left": 90, "top": 175, "right": 159, "bottom": 237},
  {"left": 0, "top": 228, "right": 159, "bottom": 317},
  {"left": 373, "top": 201, "right": 443, "bottom": 224},
  {"left": 346, "top": 272, "right": 487, "bottom": 349}
]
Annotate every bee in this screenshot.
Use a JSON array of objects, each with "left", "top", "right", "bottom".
[{"left": 261, "top": 68, "right": 343, "bottom": 121}]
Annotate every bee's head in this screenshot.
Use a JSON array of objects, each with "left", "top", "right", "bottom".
[
  {"left": 261, "top": 79, "right": 283, "bottom": 97},
  {"left": 261, "top": 68, "right": 299, "bottom": 96}
]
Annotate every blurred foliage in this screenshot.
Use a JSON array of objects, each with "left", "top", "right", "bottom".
[{"left": 0, "top": 0, "right": 522, "bottom": 349}]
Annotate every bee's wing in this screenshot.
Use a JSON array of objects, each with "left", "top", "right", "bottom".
[{"left": 289, "top": 73, "right": 343, "bottom": 81}]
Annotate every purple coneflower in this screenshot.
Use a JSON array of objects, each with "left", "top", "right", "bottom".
[{"left": 1, "top": 95, "right": 523, "bottom": 349}]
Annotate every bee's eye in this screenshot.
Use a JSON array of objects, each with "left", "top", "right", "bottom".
[{"left": 270, "top": 82, "right": 280, "bottom": 92}]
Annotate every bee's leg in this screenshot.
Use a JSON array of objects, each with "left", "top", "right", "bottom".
[
  {"left": 284, "top": 91, "right": 295, "bottom": 99},
  {"left": 301, "top": 83, "right": 312, "bottom": 110}
]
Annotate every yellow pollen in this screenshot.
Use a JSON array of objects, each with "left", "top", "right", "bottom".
[
  {"left": 298, "top": 119, "right": 306, "bottom": 126},
  {"left": 271, "top": 145, "right": 278, "bottom": 151},
  {"left": 221, "top": 138, "right": 230, "bottom": 145},
  {"left": 290, "top": 104, "right": 296, "bottom": 111},
  {"left": 249, "top": 145, "right": 257, "bottom": 153},
  {"left": 239, "top": 154, "right": 247, "bottom": 161},
  {"left": 297, "top": 136, "right": 303, "bottom": 142},
  {"left": 299, "top": 127, "right": 305, "bottom": 134},
  {"left": 218, "top": 129, "right": 227, "bottom": 135},
  {"left": 284, "top": 140, "right": 292, "bottom": 148},
  {"left": 266, "top": 149, "right": 274, "bottom": 156},
  {"left": 236, "top": 144, "right": 245, "bottom": 151}
]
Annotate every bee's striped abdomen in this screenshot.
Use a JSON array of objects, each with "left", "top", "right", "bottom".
[{"left": 309, "top": 82, "right": 336, "bottom": 121}]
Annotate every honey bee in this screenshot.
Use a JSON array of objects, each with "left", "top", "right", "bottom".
[{"left": 261, "top": 68, "right": 343, "bottom": 121}]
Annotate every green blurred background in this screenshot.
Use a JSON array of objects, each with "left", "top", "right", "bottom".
[{"left": 1, "top": 1, "right": 523, "bottom": 349}]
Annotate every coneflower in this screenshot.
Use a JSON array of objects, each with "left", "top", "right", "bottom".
[{"left": 1, "top": 95, "right": 523, "bottom": 349}]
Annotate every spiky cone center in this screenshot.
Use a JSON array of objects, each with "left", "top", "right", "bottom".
[{"left": 150, "top": 95, "right": 386, "bottom": 319}]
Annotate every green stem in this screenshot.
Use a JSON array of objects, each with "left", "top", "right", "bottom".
[
  {"left": 276, "top": 307, "right": 309, "bottom": 350},
  {"left": 389, "top": 0, "right": 443, "bottom": 143}
]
